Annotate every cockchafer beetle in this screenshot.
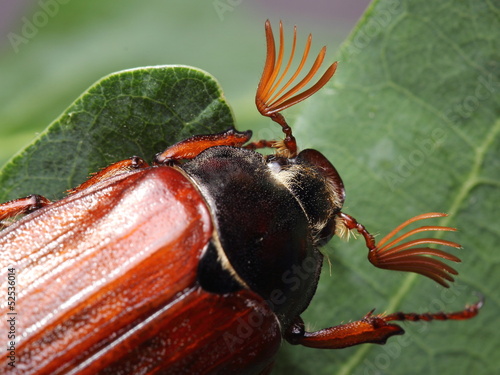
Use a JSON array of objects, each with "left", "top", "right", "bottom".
[{"left": 0, "top": 20, "right": 481, "bottom": 375}]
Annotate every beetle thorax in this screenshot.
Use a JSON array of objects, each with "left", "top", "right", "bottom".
[{"left": 182, "top": 146, "right": 325, "bottom": 327}]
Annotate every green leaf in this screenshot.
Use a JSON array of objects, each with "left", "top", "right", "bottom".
[
  {"left": 0, "top": 66, "right": 233, "bottom": 201},
  {"left": 273, "top": 1, "right": 499, "bottom": 375},
  {"left": 0, "top": 1, "right": 498, "bottom": 374}
]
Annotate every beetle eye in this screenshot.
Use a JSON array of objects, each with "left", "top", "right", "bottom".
[
  {"left": 267, "top": 161, "right": 283, "bottom": 174},
  {"left": 265, "top": 155, "right": 290, "bottom": 174},
  {"left": 316, "top": 218, "right": 336, "bottom": 247}
]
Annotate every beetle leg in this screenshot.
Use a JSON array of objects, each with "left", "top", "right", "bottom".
[
  {"left": 285, "top": 312, "right": 404, "bottom": 349},
  {"left": 67, "top": 156, "right": 149, "bottom": 195},
  {"left": 0, "top": 194, "right": 51, "bottom": 227},
  {"left": 154, "top": 128, "right": 252, "bottom": 165},
  {"left": 286, "top": 297, "right": 483, "bottom": 349},
  {"left": 338, "top": 212, "right": 462, "bottom": 287},
  {"left": 243, "top": 115, "right": 297, "bottom": 157},
  {"left": 244, "top": 139, "right": 276, "bottom": 150}
]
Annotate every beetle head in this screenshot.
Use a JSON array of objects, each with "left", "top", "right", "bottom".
[
  {"left": 266, "top": 148, "right": 345, "bottom": 247},
  {"left": 255, "top": 21, "right": 345, "bottom": 248}
]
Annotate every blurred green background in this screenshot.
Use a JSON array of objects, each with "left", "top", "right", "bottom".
[
  {"left": 1, "top": 1, "right": 498, "bottom": 375},
  {"left": 0, "top": 0, "right": 367, "bottom": 166}
]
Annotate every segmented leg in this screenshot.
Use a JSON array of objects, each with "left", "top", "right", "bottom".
[
  {"left": 68, "top": 156, "right": 149, "bottom": 195},
  {"left": 338, "top": 212, "right": 461, "bottom": 287},
  {"left": 244, "top": 139, "right": 276, "bottom": 151},
  {"left": 0, "top": 194, "right": 51, "bottom": 228},
  {"left": 154, "top": 128, "right": 252, "bottom": 165},
  {"left": 286, "top": 297, "right": 483, "bottom": 349}
]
